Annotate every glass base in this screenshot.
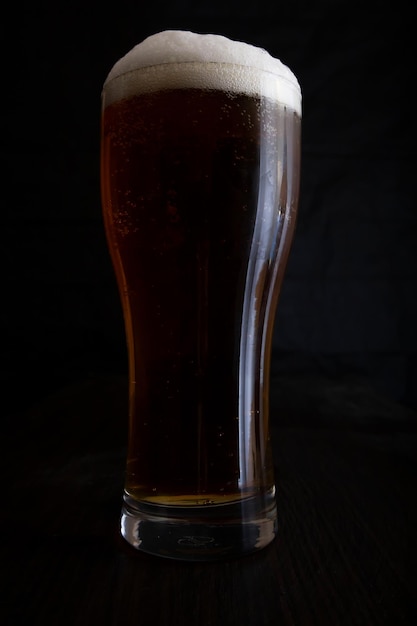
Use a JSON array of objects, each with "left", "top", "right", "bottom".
[{"left": 120, "top": 488, "right": 278, "bottom": 561}]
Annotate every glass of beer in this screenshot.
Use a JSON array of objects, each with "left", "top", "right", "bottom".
[{"left": 100, "top": 30, "right": 301, "bottom": 560}]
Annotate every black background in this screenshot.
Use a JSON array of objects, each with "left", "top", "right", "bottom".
[
  {"left": 2, "top": 3, "right": 417, "bottom": 625},
  {"left": 3, "top": 0, "right": 416, "bottom": 419}
]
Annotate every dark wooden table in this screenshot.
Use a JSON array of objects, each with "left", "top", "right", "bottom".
[{"left": 3, "top": 373, "right": 417, "bottom": 625}]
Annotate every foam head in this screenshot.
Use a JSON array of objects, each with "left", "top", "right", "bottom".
[{"left": 103, "top": 30, "right": 301, "bottom": 114}]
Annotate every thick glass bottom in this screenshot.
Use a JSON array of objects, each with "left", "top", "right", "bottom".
[{"left": 120, "top": 488, "right": 278, "bottom": 561}]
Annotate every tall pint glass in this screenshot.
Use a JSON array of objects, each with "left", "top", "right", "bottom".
[{"left": 100, "top": 31, "right": 301, "bottom": 560}]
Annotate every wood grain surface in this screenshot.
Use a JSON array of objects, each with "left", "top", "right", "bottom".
[{"left": 3, "top": 374, "right": 417, "bottom": 625}]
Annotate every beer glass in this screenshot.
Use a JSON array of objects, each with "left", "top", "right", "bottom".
[{"left": 100, "top": 30, "right": 301, "bottom": 560}]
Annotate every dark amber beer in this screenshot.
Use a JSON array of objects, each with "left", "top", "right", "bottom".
[{"left": 101, "top": 31, "right": 301, "bottom": 559}]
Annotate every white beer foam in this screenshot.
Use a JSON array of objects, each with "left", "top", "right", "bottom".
[{"left": 103, "top": 30, "right": 301, "bottom": 114}]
